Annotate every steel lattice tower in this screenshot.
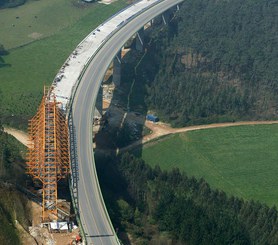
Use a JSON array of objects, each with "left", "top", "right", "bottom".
[{"left": 27, "top": 87, "right": 70, "bottom": 221}]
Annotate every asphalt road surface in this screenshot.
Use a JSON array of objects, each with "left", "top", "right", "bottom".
[{"left": 71, "top": 1, "right": 183, "bottom": 244}]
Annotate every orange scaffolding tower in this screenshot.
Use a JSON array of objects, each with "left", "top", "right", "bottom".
[{"left": 27, "top": 86, "right": 70, "bottom": 221}]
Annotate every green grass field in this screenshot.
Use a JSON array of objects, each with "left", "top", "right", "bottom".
[
  {"left": 140, "top": 124, "right": 278, "bottom": 207},
  {"left": 0, "top": 0, "right": 127, "bottom": 128},
  {"left": 0, "top": 0, "right": 106, "bottom": 49}
]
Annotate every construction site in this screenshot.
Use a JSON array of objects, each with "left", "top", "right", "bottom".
[
  {"left": 25, "top": 86, "right": 81, "bottom": 245},
  {"left": 21, "top": 23, "right": 162, "bottom": 244},
  {"left": 22, "top": 47, "right": 146, "bottom": 243}
]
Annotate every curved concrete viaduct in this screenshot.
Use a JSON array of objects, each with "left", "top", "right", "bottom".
[{"left": 52, "top": 0, "right": 183, "bottom": 244}]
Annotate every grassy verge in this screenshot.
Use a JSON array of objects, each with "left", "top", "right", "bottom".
[
  {"left": 0, "top": 0, "right": 127, "bottom": 129},
  {"left": 141, "top": 124, "right": 278, "bottom": 207}
]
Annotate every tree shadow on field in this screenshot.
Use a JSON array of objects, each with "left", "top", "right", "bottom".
[{"left": 0, "top": 55, "right": 11, "bottom": 69}]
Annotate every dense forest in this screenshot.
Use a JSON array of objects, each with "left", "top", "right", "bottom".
[
  {"left": 97, "top": 152, "right": 278, "bottom": 244},
  {"left": 143, "top": 0, "right": 278, "bottom": 126}
]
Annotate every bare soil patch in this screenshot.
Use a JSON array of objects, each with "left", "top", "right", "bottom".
[
  {"left": 28, "top": 32, "right": 43, "bottom": 39},
  {"left": 4, "top": 127, "right": 29, "bottom": 147}
]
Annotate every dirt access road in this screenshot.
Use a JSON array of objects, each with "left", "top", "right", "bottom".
[
  {"left": 4, "top": 127, "right": 29, "bottom": 147},
  {"left": 5, "top": 120, "right": 278, "bottom": 150},
  {"left": 121, "top": 120, "right": 278, "bottom": 151},
  {"left": 144, "top": 120, "right": 278, "bottom": 142}
]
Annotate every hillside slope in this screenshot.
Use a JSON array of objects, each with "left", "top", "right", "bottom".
[
  {"left": 144, "top": 0, "right": 278, "bottom": 126},
  {"left": 0, "top": 110, "right": 31, "bottom": 244}
]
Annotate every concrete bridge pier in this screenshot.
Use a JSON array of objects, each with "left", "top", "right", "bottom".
[
  {"left": 113, "top": 50, "right": 122, "bottom": 86},
  {"left": 151, "top": 16, "right": 162, "bottom": 26},
  {"left": 136, "top": 27, "right": 145, "bottom": 52},
  {"left": 162, "top": 9, "right": 171, "bottom": 25},
  {"left": 95, "top": 84, "right": 103, "bottom": 118},
  {"left": 151, "top": 4, "right": 179, "bottom": 26}
]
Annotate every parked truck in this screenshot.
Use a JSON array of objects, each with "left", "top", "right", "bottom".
[{"left": 146, "top": 114, "right": 159, "bottom": 122}]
